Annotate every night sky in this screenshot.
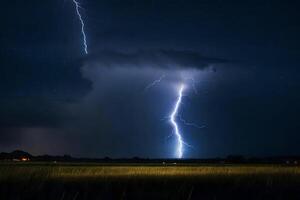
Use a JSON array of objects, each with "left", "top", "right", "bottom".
[{"left": 1, "top": 0, "right": 300, "bottom": 158}]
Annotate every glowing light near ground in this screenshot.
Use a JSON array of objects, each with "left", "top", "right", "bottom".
[
  {"left": 72, "top": 0, "right": 88, "bottom": 54},
  {"left": 169, "top": 84, "right": 185, "bottom": 158}
]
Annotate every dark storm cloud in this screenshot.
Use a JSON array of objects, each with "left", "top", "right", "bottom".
[
  {"left": 0, "top": 51, "right": 90, "bottom": 97},
  {"left": 85, "top": 49, "right": 228, "bottom": 70},
  {"left": 0, "top": 97, "right": 68, "bottom": 128},
  {"left": 0, "top": 127, "right": 72, "bottom": 155}
]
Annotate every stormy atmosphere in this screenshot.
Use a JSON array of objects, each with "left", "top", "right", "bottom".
[{"left": 1, "top": 0, "right": 300, "bottom": 158}]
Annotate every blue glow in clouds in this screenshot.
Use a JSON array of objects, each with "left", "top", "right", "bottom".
[
  {"left": 170, "top": 84, "right": 185, "bottom": 158},
  {"left": 72, "top": 0, "right": 88, "bottom": 54}
]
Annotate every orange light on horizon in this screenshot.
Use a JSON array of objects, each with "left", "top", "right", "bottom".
[{"left": 21, "top": 157, "right": 29, "bottom": 161}]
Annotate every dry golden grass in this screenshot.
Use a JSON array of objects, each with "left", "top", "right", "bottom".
[
  {"left": 1, "top": 163, "right": 300, "bottom": 180},
  {"left": 1, "top": 163, "right": 300, "bottom": 199}
]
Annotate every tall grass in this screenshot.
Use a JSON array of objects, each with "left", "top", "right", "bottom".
[
  {"left": 1, "top": 163, "right": 300, "bottom": 199},
  {"left": 1, "top": 163, "right": 300, "bottom": 180}
]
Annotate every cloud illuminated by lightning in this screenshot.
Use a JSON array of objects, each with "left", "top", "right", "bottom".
[
  {"left": 72, "top": 0, "right": 88, "bottom": 54},
  {"left": 169, "top": 84, "right": 185, "bottom": 158}
]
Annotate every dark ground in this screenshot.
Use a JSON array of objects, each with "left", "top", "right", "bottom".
[{"left": 1, "top": 163, "right": 300, "bottom": 200}]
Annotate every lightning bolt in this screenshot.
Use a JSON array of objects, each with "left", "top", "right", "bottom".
[
  {"left": 144, "top": 74, "right": 165, "bottom": 92},
  {"left": 169, "top": 84, "right": 185, "bottom": 158},
  {"left": 72, "top": 0, "right": 88, "bottom": 54}
]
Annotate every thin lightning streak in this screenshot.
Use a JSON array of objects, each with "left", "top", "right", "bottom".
[
  {"left": 169, "top": 84, "right": 185, "bottom": 158},
  {"left": 144, "top": 75, "right": 165, "bottom": 92},
  {"left": 178, "top": 115, "right": 206, "bottom": 129},
  {"left": 165, "top": 133, "right": 173, "bottom": 140},
  {"left": 185, "top": 78, "right": 198, "bottom": 95},
  {"left": 182, "top": 141, "right": 194, "bottom": 149},
  {"left": 190, "top": 78, "right": 198, "bottom": 95},
  {"left": 72, "top": 0, "right": 88, "bottom": 54}
]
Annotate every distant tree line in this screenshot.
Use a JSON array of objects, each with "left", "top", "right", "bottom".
[{"left": 0, "top": 150, "right": 299, "bottom": 165}]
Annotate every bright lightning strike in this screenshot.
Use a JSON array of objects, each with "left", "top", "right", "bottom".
[
  {"left": 169, "top": 84, "right": 185, "bottom": 158},
  {"left": 72, "top": 0, "right": 88, "bottom": 54}
]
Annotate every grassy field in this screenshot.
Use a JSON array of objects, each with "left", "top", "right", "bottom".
[{"left": 1, "top": 162, "right": 300, "bottom": 199}]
